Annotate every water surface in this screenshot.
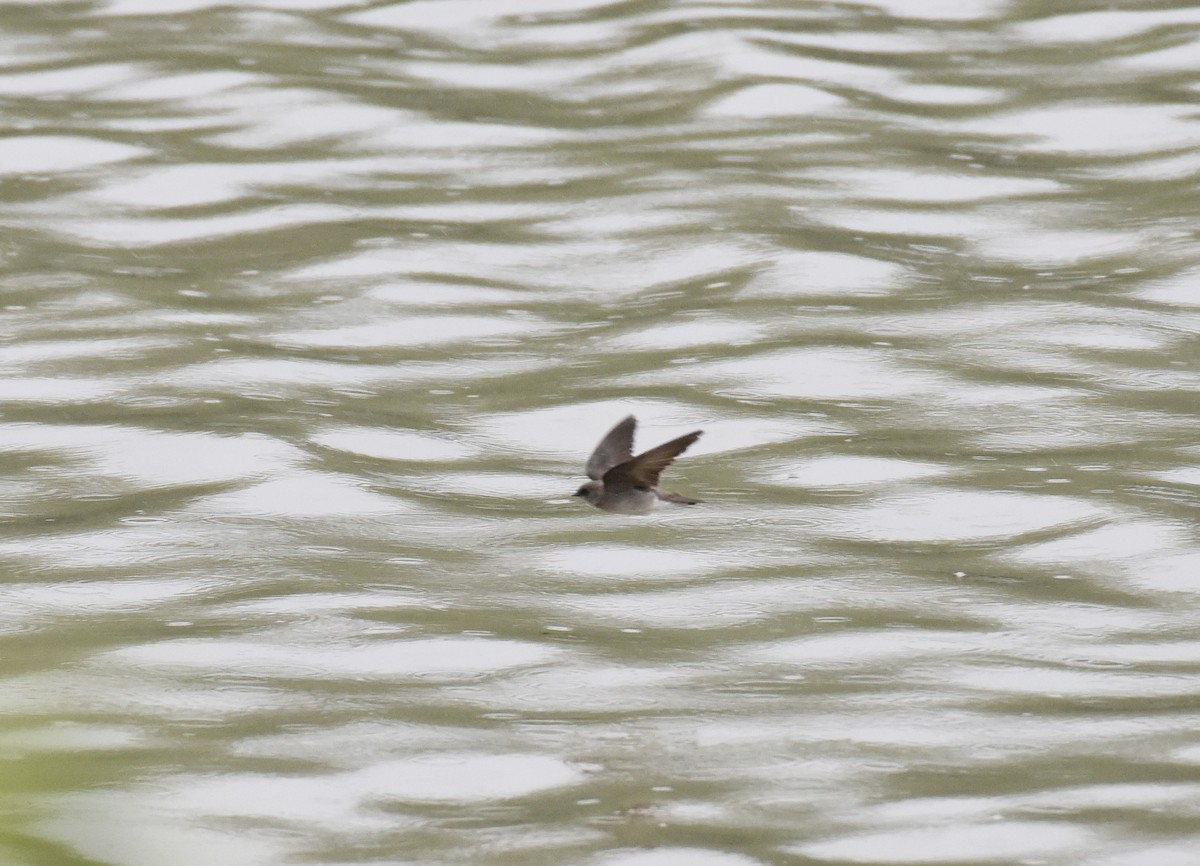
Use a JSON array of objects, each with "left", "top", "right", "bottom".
[{"left": 2, "top": 1, "right": 1200, "bottom": 865}]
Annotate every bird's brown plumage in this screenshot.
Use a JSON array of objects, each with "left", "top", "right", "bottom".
[
  {"left": 585, "top": 414, "right": 636, "bottom": 480},
  {"left": 601, "top": 431, "right": 702, "bottom": 493},
  {"left": 575, "top": 415, "right": 703, "bottom": 512}
]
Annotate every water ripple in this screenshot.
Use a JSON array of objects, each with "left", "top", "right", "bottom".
[{"left": 3, "top": 1, "right": 1199, "bottom": 865}]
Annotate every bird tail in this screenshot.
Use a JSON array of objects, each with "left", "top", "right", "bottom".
[{"left": 656, "top": 490, "right": 701, "bottom": 505}]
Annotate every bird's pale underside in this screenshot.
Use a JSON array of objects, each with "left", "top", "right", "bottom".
[{"left": 573, "top": 415, "right": 702, "bottom": 514}]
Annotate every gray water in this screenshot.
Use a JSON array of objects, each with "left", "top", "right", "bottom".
[{"left": 2, "top": 1, "right": 1200, "bottom": 865}]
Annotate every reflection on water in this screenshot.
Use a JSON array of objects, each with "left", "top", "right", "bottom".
[{"left": 2, "top": 1, "right": 1200, "bottom": 864}]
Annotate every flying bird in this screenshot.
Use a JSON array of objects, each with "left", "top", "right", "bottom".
[{"left": 572, "top": 415, "right": 703, "bottom": 514}]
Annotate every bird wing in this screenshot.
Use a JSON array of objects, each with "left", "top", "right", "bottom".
[
  {"left": 586, "top": 415, "right": 637, "bottom": 480},
  {"left": 602, "top": 430, "right": 701, "bottom": 492}
]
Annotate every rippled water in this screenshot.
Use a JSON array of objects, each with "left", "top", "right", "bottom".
[{"left": 2, "top": 1, "right": 1200, "bottom": 864}]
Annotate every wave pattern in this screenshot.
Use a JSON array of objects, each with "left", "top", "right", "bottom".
[{"left": 1, "top": 2, "right": 1199, "bottom": 865}]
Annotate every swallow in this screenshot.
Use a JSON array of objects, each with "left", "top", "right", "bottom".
[{"left": 573, "top": 415, "right": 703, "bottom": 514}]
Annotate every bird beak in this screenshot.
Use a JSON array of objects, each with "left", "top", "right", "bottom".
[{"left": 572, "top": 490, "right": 585, "bottom": 497}]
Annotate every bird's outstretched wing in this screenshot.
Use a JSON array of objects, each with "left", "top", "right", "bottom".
[
  {"left": 603, "top": 430, "right": 701, "bottom": 492},
  {"left": 586, "top": 415, "right": 637, "bottom": 480}
]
